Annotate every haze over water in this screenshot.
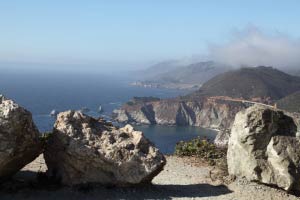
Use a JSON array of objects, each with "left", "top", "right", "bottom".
[{"left": 0, "top": 70, "right": 217, "bottom": 153}]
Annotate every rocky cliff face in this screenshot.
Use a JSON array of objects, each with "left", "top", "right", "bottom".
[{"left": 113, "top": 97, "right": 250, "bottom": 131}]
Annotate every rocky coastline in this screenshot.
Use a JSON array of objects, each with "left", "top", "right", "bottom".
[
  {"left": 112, "top": 97, "right": 251, "bottom": 130},
  {"left": 112, "top": 96, "right": 254, "bottom": 149},
  {"left": 1, "top": 94, "right": 300, "bottom": 199},
  {"left": 130, "top": 81, "right": 201, "bottom": 90}
]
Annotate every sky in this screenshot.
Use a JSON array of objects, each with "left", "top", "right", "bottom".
[{"left": 0, "top": 0, "right": 300, "bottom": 71}]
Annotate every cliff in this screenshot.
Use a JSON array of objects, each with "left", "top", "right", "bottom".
[{"left": 112, "top": 97, "right": 251, "bottom": 131}]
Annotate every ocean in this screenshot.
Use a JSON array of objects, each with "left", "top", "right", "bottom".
[{"left": 0, "top": 70, "right": 217, "bottom": 153}]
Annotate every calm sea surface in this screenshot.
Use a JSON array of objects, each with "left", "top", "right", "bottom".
[{"left": 0, "top": 70, "right": 217, "bottom": 153}]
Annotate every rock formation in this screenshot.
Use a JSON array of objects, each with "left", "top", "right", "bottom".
[
  {"left": 113, "top": 97, "right": 249, "bottom": 131},
  {"left": 0, "top": 95, "right": 42, "bottom": 181},
  {"left": 214, "top": 129, "right": 230, "bottom": 148},
  {"left": 227, "top": 105, "right": 300, "bottom": 191},
  {"left": 44, "top": 111, "right": 166, "bottom": 186}
]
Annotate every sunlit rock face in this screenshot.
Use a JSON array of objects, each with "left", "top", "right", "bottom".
[
  {"left": 0, "top": 95, "right": 42, "bottom": 182},
  {"left": 44, "top": 111, "right": 166, "bottom": 186},
  {"left": 113, "top": 97, "right": 248, "bottom": 130},
  {"left": 227, "top": 105, "right": 300, "bottom": 192}
]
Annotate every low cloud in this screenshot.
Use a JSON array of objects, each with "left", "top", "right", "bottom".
[{"left": 208, "top": 26, "right": 300, "bottom": 69}]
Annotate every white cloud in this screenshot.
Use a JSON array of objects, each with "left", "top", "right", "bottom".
[{"left": 208, "top": 26, "right": 300, "bottom": 69}]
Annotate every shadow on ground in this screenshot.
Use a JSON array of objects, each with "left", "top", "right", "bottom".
[{"left": 0, "top": 171, "right": 233, "bottom": 200}]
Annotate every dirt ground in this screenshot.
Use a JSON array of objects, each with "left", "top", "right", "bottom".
[{"left": 0, "top": 155, "right": 298, "bottom": 200}]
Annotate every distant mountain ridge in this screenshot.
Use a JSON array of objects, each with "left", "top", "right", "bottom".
[
  {"left": 133, "top": 61, "right": 232, "bottom": 90},
  {"left": 196, "top": 66, "right": 300, "bottom": 101},
  {"left": 151, "top": 61, "right": 231, "bottom": 83},
  {"left": 137, "top": 60, "right": 185, "bottom": 79},
  {"left": 277, "top": 91, "right": 300, "bottom": 112}
]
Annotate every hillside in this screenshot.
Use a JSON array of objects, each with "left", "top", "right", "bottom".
[
  {"left": 197, "top": 66, "right": 300, "bottom": 101},
  {"left": 277, "top": 91, "right": 300, "bottom": 112},
  {"left": 133, "top": 61, "right": 231, "bottom": 90},
  {"left": 137, "top": 60, "right": 185, "bottom": 79},
  {"left": 152, "top": 61, "right": 230, "bottom": 84}
]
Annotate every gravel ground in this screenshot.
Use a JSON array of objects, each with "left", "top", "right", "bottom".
[{"left": 0, "top": 155, "right": 298, "bottom": 200}]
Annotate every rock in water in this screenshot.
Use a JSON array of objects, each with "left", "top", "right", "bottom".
[
  {"left": 50, "top": 109, "right": 58, "bottom": 117},
  {"left": 227, "top": 105, "right": 300, "bottom": 191},
  {"left": 0, "top": 95, "right": 42, "bottom": 181},
  {"left": 44, "top": 111, "right": 166, "bottom": 186}
]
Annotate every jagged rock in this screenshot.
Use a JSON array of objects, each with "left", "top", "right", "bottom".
[
  {"left": 0, "top": 95, "right": 42, "bottom": 181},
  {"left": 44, "top": 111, "right": 166, "bottom": 186},
  {"left": 227, "top": 105, "right": 300, "bottom": 191}
]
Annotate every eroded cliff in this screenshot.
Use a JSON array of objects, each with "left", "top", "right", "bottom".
[{"left": 113, "top": 97, "right": 251, "bottom": 131}]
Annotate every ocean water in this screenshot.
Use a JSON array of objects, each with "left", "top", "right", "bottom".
[{"left": 0, "top": 70, "right": 217, "bottom": 153}]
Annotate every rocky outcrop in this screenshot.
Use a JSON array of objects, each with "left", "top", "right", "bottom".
[
  {"left": 0, "top": 95, "right": 42, "bottom": 181},
  {"left": 227, "top": 105, "right": 300, "bottom": 191},
  {"left": 214, "top": 129, "right": 230, "bottom": 148},
  {"left": 44, "top": 111, "right": 166, "bottom": 186},
  {"left": 113, "top": 97, "right": 249, "bottom": 131}
]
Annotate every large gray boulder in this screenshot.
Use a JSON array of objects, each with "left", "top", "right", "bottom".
[
  {"left": 0, "top": 95, "right": 42, "bottom": 181},
  {"left": 227, "top": 105, "right": 300, "bottom": 191},
  {"left": 44, "top": 111, "right": 166, "bottom": 186}
]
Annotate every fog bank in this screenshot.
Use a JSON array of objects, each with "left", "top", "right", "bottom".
[{"left": 208, "top": 26, "right": 300, "bottom": 69}]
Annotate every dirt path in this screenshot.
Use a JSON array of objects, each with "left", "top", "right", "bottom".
[{"left": 0, "top": 155, "right": 298, "bottom": 200}]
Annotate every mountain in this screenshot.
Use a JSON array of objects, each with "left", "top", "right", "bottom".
[
  {"left": 151, "top": 61, "right": 231, "bottom": 84},
  {"left": 277, "top": 91, "right": 300, "bottom": 112},
  {"left": 133, "top": 61, "right": 231, "bottom": 90},
  {"left": 114, "top": 66, "right": 300, "bottom": 131},
  {"left": 197, "top": 66, "right": 300, "bottom": 101},
  {"left": 281, "top": 67, "right": 300, "bottom": 77},
  {"left": 136, "top": 60, "right": 188, "bottom": 80}
]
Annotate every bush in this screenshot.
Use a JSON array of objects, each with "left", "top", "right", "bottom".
[
  {"left": 174, "top": 137, "right": 227, "bottom": 166},
  {"left": 39, "top": 131, "right": 53, "bottom": 145}
]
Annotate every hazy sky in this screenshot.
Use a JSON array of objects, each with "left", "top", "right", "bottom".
[{"left": 0, "top": 0, "right": 300, "bottom": 71}]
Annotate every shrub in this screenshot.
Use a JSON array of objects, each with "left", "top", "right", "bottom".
[
  {"left": 174, "top": 137, "right": 227, "bottom": 166},
  {"left": 39, "top": 131, "right": 53, "bottom": 145}
]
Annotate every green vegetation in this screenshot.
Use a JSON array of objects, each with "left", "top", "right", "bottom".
[
  {"left": 174, "top": 137, "right": 226, "bottom": 166},
  {"left": 39, "top": 131, "right": 53, "bottom": 145},
  {"left": 126, "top": 101, "right": 135, "bottom": 106},
  {"left": 126, "top": 96, "right": 161, "bottom": 105},
  {"left": 277, "top": 91, "right": 300, "bottom": 113},
  {"left": 199, "top": 66, "right": 300, "bottom": 100}
]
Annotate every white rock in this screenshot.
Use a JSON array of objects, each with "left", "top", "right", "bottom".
[
  {"left": 0, "top": 95, "right": 42, "bottom": 181},
  {"left": 227, "top": 105, "right": 300, "bottom": 191},
  {"left": 44, "top": 111, "right": 166, "bottom": 186}
]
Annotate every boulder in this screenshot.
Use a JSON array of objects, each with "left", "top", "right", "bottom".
[
  {"left": 0, "top": 95, "right": 42, "bottom": 181},
  {"left": 227, "top": 105, "right": 300, "bottom": 191},
  {"left": 44, "top": 111, "right": 166, "bottom": 186}
]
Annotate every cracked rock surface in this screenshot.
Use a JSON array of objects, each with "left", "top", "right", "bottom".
[{"left": 44, "top": 111, "right": 166, "bottom": 186}]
